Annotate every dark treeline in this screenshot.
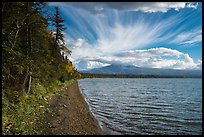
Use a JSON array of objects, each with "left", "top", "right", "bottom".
[
  {"left": 2, "top": 2, "right": 81, "bottom": 134},
  {"left": 2, "top": 2, "right": 79, "bottom": 102},
  {"left": 80, "top": 73, "right": 201, "bottom": 78}
]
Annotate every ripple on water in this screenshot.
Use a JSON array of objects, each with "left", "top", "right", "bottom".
[{"left": 78, "top": 78, "right": 202, "bottom": 135}]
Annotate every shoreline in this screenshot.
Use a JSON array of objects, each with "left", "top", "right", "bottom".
[
  {"left": 77, "top": 82, "right": 104, "bottom": 132},
  {"left": 40, "top": 80, "right": 103, "bottom": 135}
]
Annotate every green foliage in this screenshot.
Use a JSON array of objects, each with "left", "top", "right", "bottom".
[
  {"left": 2, "top": 80, "right": 73, "bottom": 135},
  {"left": 2, "top": 2, "right": 80, "bottom": 135},
  {"left": 2, "top": 2, "right": 77, "bottom": 95}
]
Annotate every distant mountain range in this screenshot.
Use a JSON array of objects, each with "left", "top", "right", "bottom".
[{"left": 80, "top": 64, "right": 202, "bottom": 77}]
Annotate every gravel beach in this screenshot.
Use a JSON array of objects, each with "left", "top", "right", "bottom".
[{"left": 41, "top": 80, "right": 103, "bottom": 135}]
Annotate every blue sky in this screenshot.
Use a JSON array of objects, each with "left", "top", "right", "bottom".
[{"left": 48, "top": 2, "right": 202, "bottom": 71}]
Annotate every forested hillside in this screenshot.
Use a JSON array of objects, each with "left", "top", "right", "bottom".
[{"left": 2, "top": 2, "right": 80, "bottom": 134}]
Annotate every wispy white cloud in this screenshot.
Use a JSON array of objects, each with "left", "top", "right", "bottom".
[
  {"left": 58, "top": 2, "right": 201, "bottom": 53},
  {"left": 171, "top": 28, "right": 202, "bottom": 46},
  {"left": 54, "top": 2, "right": 198, "bottom": 13},
  {"left": 66, "top": 13, "right": 200, "bottom": 66},
  {"left": 115, "top": 47, "right": 183, "bottom": 58},
  {"left": 66, "top": 13, "right": 181, "bottom": 59},
  {"left": 72, "top": 38, "right": 85, "bottom": 49},
  {"left": 186, "top": 2, "right": 198, "bottom": 9}
]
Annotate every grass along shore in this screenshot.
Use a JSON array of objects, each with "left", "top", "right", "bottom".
[
  {"left": 2, "top": 80, "right": 74, "bottom": 135},
  {"left": 2, "top": 79, "right": 102, "bottom": 135}
]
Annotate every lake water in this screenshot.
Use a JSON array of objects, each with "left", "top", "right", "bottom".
[{"left": 78, "top": 78, "right": 202, "bottom": 135}]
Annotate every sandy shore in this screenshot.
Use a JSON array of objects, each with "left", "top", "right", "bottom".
[{"left": 41, "top": 80, "right": 103, "bottom": 135}]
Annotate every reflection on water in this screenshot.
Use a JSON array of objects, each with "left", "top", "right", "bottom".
[{"left": 78, "top": 78, "right": 202, "bottom": 135}]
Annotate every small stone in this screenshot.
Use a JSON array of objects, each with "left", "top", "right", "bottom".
[{"left": 63, "top": 104, "right": 67, "bottom": 108}]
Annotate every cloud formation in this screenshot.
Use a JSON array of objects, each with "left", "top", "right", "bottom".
[
  {"left": 62, "top": 2, "right": 198, "bottom": 13},
  {"left": 72, "top": 47, "right": 201, "bottom": 70},
  {"left": 171, "top": 28, "right": 202, "bottom": 46},
  {"left": 67, "top": 14, "right": 176, "bottom": 58},
  {"left": 48, "top": 2, "right": 202, "bottom": 71}
]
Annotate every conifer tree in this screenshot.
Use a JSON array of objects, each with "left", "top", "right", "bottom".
[{"left": 52, "top": 6, "right": 71, "bottom": 57}]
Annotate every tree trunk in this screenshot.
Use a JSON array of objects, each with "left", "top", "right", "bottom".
[
  {"left": 2, "top": 2, "right": 6, "bottom": 12},
  {"left": 11, "top": 20, "right": 20, "bottom": 49},
  {"left": 25, "top": 2, "right": 33, "bottom": 93},
  {"left": 27, "top": 75, "right": 32, "bottom": 93},
  {"left": 22, "top": 67, "right": 29, "bottom": 91}
]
